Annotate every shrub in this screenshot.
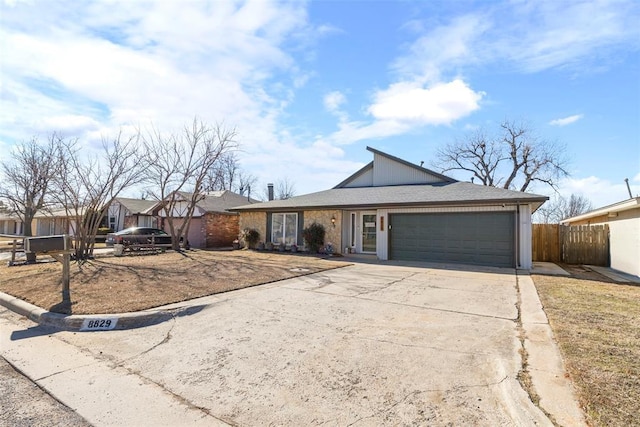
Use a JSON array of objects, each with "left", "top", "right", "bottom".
[
  {"left": 241, "top": 228, "right": 260, "bottom": 249},
  {"left": 303, "top": 222, "right": 325, "bottom": 253}
]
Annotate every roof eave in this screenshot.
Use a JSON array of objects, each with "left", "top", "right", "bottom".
[
  {"left": 232, "top": 197, "right": 548, "bottom": 212},
  {"left": 561, "top": 197, "right": 640, "bottom": 223}
]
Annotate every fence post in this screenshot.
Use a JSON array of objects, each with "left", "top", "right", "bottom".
[{"left": 10, "top": 239, "right": 17, "bottom": 266}]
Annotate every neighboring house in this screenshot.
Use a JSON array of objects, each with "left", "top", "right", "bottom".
[
  {"left": 0, "top": 213, "right": 23, "bottom": 236},
  {"left": 1, "top": 208, "right": 76, "bottom": 237},
  {"left": 561, "top": 197, "right": 640, "bottom": 278},
  {"left": 152, "top": 190, "right": 258, "bottom": 248},
  {"left": 32, "top": 208, "right": 76, "bottom": 236},
  {"left": 106, "top": 197, "right": 158, "bottom": 232},
  {"left": 232, "top": 147, "right": 548, "bottom": 269}
]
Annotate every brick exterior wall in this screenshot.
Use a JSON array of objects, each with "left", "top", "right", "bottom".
[
  {"left": 303, "top": 209, "right": 343, "bottom": 253},
  {"left": 239, "top": 212, "right": 267, "bottom": 245},
  {"left": 204, "top": 213, "right": 240, "bottom": 248}
]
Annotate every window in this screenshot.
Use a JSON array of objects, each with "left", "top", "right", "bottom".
[{"left": 271, "top": 213, "right": 298, "bottom": 245}]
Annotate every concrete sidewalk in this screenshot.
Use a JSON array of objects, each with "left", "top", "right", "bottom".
[{"left": 0, "top": 311, "right": 227, "bottom": 426}]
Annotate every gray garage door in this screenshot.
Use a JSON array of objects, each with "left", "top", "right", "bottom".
[{"left": 389, "top": 212, "right": 515, "bottom": 267}]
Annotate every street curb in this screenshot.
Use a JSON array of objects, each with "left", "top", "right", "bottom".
[
  {"left": 516, "top": 271, "right": 587, "bottom": 427},
  {"left": 0, "top": 291, "right": 179, "bottom": 331}
]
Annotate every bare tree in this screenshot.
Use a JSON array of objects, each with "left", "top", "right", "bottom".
[
  {"left": 274, "top": 177, "right": 296, "bottom": 200},
  {"left": 0, "top": 135, "right": 63, "bottom": 263},
  {"left": 203, "top": 151, "right": 257, "bottom": 196},
  {"left": 52, "top": 132, "right": 146, "bottom": 259},
  {"left": 203, "top": 152, "right": 238, "bottom": 192},
  {"left": 434, "top": 120, "right": 569, "bottom": 192},
  {"left": 535, "top": 194, "right": 593, "bottom": 223},
  {"left": 0, "top": 200, "right": 11, "bottom": 215},
  {"left": 236, "top": 171, "right": 258, "bottom": 197},
  {"left": 143, "top": 119, "right": 236, "bottom": 250}
]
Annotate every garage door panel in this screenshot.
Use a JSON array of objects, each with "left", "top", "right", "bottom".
[{"left": 389, "top": 212, "right": 514, "bottom": 267}]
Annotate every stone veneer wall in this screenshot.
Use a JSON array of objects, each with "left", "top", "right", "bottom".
[
  {"left": 303, "top": 209, "right": 343, "bottom": 253},
  {"left": 238, "top": 211, "right": 267, "bottom": 244},
  {"left": 204, "top": 213, "right": 239, "bottom": 247}
]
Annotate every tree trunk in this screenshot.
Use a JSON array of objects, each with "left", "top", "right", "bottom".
[{"left": 23, "top": 208, "right": 37, "bottom": 264}]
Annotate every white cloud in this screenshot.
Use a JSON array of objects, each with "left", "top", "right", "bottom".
[
  {"left": 0, "top": 0, "right": 330, "bottom": 194},
  {"left": 323, "top": 91, "right": 347, "bottom": 114},
  {"left": 504, "top": 1, "right": 640, "bottom": 73},
  {"left": 392, "top": 1, "right": 639, "bottom": 80},
  {"left": 0, "top": 1, "right": 309, "bottom": 135},
  {"left": 393, "top": 14, "right": 490, "bottom": 83},
  {"left": 549, "top": 114, "right": 584, "bottom": 126},
  {"left": 368, "top": 79, "right": 483, "bottom": 125},
  {"left": 634, "top": 172, "right": 640, "bottom": 182},
  {"left": 324, "top": 119, "right": 412, "bottom": 146},
  {"left": 316, "top": 78, "right": 483, "bottom": 146}
]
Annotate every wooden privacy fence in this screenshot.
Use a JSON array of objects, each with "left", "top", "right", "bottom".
[{"left": 532, "top": 224, "right": 610, "bottom": 266}]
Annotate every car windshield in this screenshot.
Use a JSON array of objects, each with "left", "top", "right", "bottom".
[{"left": 115, "top": 228, "right": 167, "bottom": 235}]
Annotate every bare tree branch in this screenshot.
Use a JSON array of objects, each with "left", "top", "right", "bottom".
[
  {"left": 433, "top": 120, "right": 569, "bottom": 193},
  {"left": 0, "top": 134, "right": 64, "bottom": 262},
  {"left": 52, "top": 131, "right": 146, "bottom": 259},
  {"left": 534, "top": 194, "right": 593, "bottom": 223},
  {"left": 275, "top": 177, "right": 296, "bottom": 200},
  {"left": 143, "top": 118, "right": 236, "bottom": 250}
]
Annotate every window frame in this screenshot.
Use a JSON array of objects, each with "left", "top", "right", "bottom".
[{"left": 271, "top": 212, "right": 298, "bottom": 246}]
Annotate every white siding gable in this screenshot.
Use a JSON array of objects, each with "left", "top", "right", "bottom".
[
  {"left": 158, "top": 200, "right": 205, "bottom": 217},
  {"left": 342, "top": 168, "right": 373, "bottom": 188},
  {"left": 372, "top": 152, "right": 446, "bottom": 186},
  {"left": 335, "top": 147, "right": 454, "bottom": 188}
]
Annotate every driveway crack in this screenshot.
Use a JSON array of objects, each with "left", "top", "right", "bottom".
[
  {"left": 354, "top": 272, "right": 421, "bottom": 296},
  {"left": 355, "top": 336, "right": 494, "bottom": 356}
]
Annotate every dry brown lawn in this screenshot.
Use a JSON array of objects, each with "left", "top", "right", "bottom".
[
  {"left": 0, "top": 250, "right": 350, "bottom": 315},
  {"left": 533, "top": 268, "right": 640, "bottom": 427}
]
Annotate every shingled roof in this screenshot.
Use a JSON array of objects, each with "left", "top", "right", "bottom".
[
  {"left": 231, "top": 182, "right": 547, "bottom": 211},
  {"left": 115, "top": 197, "right": 157, "bottom": 214},
  {"left": 231, "top": 146, "right": 548, "bottom": 212}
]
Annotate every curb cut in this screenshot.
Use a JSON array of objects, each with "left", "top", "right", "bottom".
[{"left": 0, "top": 291, "right": 180, "bottom": 332}]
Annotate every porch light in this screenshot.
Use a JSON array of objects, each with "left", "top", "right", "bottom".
[{"left": 331, "top": 216, "right": 336, "bottom": 227}]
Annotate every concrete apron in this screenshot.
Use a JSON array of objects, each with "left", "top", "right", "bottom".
[{"left": 1, "top": 263, "right": 579, "bottom": 426}]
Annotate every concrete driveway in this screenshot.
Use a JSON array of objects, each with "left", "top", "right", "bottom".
[{"left": 1, "top": 262, "right": 553, "bottom": 426}]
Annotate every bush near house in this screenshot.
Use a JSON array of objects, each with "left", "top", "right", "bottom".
[
  {"left": 303, "top": 222, "right": 325, "bottom": 253},
  {"left": 241, "top": 228, "right": 260, "bottom": 249}
]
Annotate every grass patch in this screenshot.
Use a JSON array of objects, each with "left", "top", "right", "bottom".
[{"left": 533, "top": 274, "right": 640, "bottom": 427}]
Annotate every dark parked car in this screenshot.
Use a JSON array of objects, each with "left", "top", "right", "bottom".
[{"left": 105, "top": 227, "right": 172, "bottom": 248}]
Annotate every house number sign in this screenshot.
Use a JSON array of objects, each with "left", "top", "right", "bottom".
[{"left": 80, "top": 318, "right": 118, "bottom": 331}]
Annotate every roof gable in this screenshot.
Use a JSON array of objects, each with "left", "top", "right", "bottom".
[
  {"left": 114, "top": 197, "right": 157, "bottom": 214},
  {"left": 176, "top": 190, "right": 259, "bottom": 213},
  {"left": 335, "top": 146, "right": 456, "bottom": 188}
]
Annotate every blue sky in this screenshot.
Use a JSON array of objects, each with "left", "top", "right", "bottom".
[{"left": 1, "top": 0, "right": 639, "bottom": 207}]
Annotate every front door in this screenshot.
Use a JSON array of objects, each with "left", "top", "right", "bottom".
[{"left": 361, "top": 213, "right": 377, "bottom": 253}]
